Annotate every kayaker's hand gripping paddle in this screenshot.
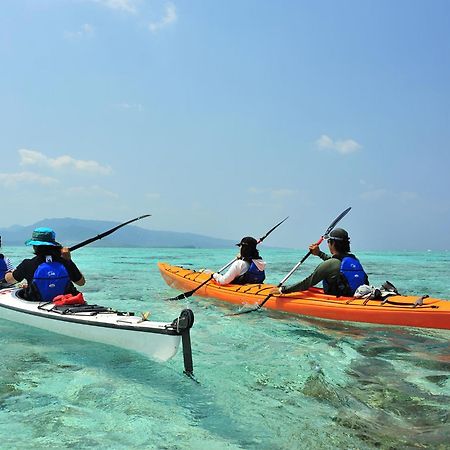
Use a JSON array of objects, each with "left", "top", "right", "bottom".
[
  {"left": 164, "top": 216, "right": 289, "bottom": 301},
  {"left": 230, "top": 207, "right": 352, "bottom": 316}
]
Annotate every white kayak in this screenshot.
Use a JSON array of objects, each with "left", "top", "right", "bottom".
[{"left": 0, "top": 288, "right": 194, "bottom": 372}]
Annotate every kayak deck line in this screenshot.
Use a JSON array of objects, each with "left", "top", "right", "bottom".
[
  {"left": 1, "top": 301, "right": 182, "bottom": 335},
  {"left": 158, "top": 262, "right": 450, "bottom": 330},
  {"left": 0, "top": 288, "right": 195, "bottom": 376}
]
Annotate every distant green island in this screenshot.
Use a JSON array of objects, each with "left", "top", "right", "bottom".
[{"left": 0, "top": 218, "right": 234, "bottom": 248}]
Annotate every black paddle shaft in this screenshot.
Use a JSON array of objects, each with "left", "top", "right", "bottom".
[{"left": 68, "top": 214, "right": 151, "bottom": 251}]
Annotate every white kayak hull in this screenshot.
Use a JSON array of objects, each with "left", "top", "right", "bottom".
[{"left": 0, "top": 289, "right": 190, "bottom": 363}]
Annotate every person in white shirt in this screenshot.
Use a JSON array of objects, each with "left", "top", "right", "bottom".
[{"left": 212, "top": 236, "right": 266, "bottom": 285}]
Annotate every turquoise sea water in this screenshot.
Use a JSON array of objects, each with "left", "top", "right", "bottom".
[{"left": 0, "top": 246, "right": 449, "bottom": 449}]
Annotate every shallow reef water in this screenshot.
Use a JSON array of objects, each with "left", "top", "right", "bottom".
[{"left": 0, "top": 247, "right": 449, "bottom": 449}]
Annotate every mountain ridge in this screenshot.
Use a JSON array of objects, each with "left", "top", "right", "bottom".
[{"left": 0, "top": 217, "right": 235, "bottom": 248}]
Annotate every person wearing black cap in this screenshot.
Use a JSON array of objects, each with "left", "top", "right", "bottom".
[
  {"left": 5, "top": 227, "right": 85, "bottom": 301},
  {"left": 272, "top": 228, "right": 368, "bottom": 296},
  {"left": 212, "top": 236, "right": 266, "bottom": 285},
  {"left": 0, "top": 236, "right": 15, "bottom": 287}
]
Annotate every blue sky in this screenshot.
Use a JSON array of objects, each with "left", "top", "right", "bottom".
[{"left": 1, "top": 0, "right": 449, "bottom": 250}]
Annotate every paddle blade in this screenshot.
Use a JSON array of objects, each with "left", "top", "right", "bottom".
[
  {"left": 257, "top": 216, "right": 289, "bottom": 244},
  {"left": 165, "top": 290, "right": 195, "bottom": 301},
  {"left": 323, "top": 207, "right": 351, "bottom": 238},
  {"left": 225, "top": 305, "right": 262, "bottom": 316},
  {"left": 226, "top": 293, "right": 273, "bottom": 316}
]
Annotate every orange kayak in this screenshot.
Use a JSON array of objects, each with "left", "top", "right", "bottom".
[{"left": 158, "top": 262, "right": 450, "bottom": 330}]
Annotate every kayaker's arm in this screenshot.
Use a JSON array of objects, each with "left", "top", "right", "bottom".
[
  {"left": 317, "top": 251, "right": 330, "bottom": 261},
  {"left": 271, "top": 245, "right": 332, "bottom": 294},
  {"left": 212, "top": 260, "right": 248, "bottom": 285},
  {"left": 280, "top": 259, "right": 339, "bottom": 294},
  {"left": 74, "top": 275, "right": 86, "bottom": 286},
  {"left": 4, "top": 260, "right": 27, "bottom": 285},
  {"left": 61, "top": 247, "right": 86, "bottom": 286},
  {"left": 309, "top": 242, "right": 330, "bottom": 261},
  {"left": 4, "top": 271, "right": 17, "bottom": 285}
]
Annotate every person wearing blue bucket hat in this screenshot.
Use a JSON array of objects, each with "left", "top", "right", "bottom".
[{"left": 5, "top": 227, "right": 85, "bottom": 302}]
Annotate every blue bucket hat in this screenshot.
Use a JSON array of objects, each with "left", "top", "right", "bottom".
[{"left": 25, "top": 227, "right": 61, "bottom": 247}]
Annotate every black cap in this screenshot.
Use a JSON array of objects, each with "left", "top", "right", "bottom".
[
  {"left": 328, "top": 228, "right": 349, "bottom": 241},
  {"left": 236, "top": 236, "right": 258, "bottom": 247}
]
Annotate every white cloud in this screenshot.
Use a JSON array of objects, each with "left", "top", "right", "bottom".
[
  {"left": 64, "top": 23, "right": 95, "bottom": 40},
  {"left": 316, "top": 134, "right": 362, "bottom": 155},
  {"left": 91, "top": 0, "right": 138, "bottom": 13},
  {"left": 0, "top": 171, "right": 58, "bottom": 188},
  {"left": 316, "top": 134, "right": 334, "bottom": 149},
  {"left": 149, "top": 3, "right": 177, "bottom": 33},
  {"left": 86, "top": 1, "right": 177, "bottom": 33},
  {"left": 19, "top": 149, "right": 113, "bottom": 175}
]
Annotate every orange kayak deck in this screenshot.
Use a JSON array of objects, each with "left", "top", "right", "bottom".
[{"left": 158, "top": 262, "right": 450, "bottom": 330}]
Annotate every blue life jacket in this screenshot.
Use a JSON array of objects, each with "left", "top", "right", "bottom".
[
  {"left": 340, "top": 256, "right": 367, "bottom": 295},
  {"left": 234, "top": 261, "right": 266, "bottom": 284},
  {"left": 0, "top": 255, "right": 7, "bottom": 281},
  {"left": 32, "top": 255, "right": 70, "bottom": 302},
  {"left": 323, "top": 255, "right": 367, "bottom": 296}
]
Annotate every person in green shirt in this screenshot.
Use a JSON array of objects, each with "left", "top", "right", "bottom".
[{"left": 272, "top": 228, "right": 368, "bottom": 296}]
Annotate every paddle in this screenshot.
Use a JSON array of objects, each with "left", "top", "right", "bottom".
[
  {"left": 164, "top": 216, "right": 289, "bottom": 301},
  {"left": 230, "top": 207, "right": 352, "bottom": 315},
  {"left": 68, "top": 214, "right": 151, "bottom": 251}
]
